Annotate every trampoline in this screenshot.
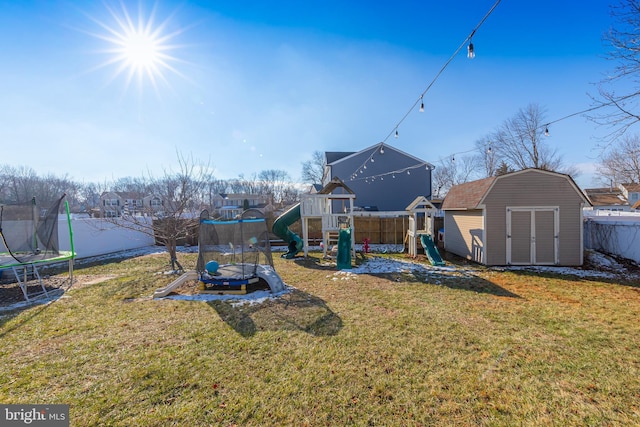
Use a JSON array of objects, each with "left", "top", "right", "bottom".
[
  {"left": 0, "top": 194, "right": 75, "bottom": 301},
  {"left": 196, "top": 209, "right": 274, "bottom": 294}
]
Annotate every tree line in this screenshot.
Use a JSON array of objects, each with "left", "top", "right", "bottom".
[{"left": 0, "top": 156, "right": 304, "bottom": 212}]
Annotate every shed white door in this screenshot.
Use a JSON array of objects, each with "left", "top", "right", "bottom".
[{"left": 506, "top": 207, "right": 558, "bottom": 265}]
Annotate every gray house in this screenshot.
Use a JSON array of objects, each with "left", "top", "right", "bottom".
[
  {"left": 323, "top": 142, "right": 434, "bottom": 212},
  {"left": 441, "top": 168, "right": 590, "bottom": 266}
]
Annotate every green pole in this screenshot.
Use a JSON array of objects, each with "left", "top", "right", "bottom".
[
  {"left": 65, "top": 200, "right": 75, "bottom": 283},
  {"left": 65, "top": 200, "right": 75, "bottom": 258}
]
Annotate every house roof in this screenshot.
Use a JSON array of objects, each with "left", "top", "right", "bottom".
[
  {"left": 442, "top": 169, "right": 589, "bottom": 210},
  {"left": 583, "top": 188, "right": 628, "bottom": 207},
  {"left": 621, "top": 183, "right": 640, "bottom": 193},
  {"left": 325, "top": 152, "right": 355, "bottom": 164},
  {"left": 325, "top": 142, "right": 434, "bottom": 169}
]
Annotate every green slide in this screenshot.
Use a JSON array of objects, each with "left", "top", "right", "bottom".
[
  {"left": 336, "top": 228, "right": 352, "bottom": 269},
  {"left": 272, "top": 203, "right": 303, "bottom": 259},
  {"left": 419, "top": 234, "right": 445, "bottom": 266}
]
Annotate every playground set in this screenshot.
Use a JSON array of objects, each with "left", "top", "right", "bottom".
[
  {"left": 270, "top": 178, "right": 444, "bottom": 268},
  {"left": 0, "top": 194, "right": 76, "bottom": 301},
  {"left": 153, "top": 209, "right": 286, "bottom": 298},
  {"left": 405, "top": 196, "right": 445, "bottom": 266},
  {"left": 271, "top": 177, "right": 356, "bottom": 269}
]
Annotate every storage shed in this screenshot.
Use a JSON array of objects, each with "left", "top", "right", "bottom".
[{"left": 441, "top": 168, "right": 590, "bottom": 266}]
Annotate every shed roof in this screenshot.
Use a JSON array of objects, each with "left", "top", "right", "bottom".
[
  {"left": 441, "top": 176, "right": 496, "bottom": 210},
  {"left": 442, "top": 169, "right": 589, "bottom": 210}
]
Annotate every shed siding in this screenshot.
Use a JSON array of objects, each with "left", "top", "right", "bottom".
[
  {"left": 444, "top": 210, "right": 484, "bottom": 263},
  {"left": 482, "top": 170, "right": 584, "bottom": 266}
]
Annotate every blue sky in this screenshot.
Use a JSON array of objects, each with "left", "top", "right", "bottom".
[{"left": 0, "top": 0, "right": 628, "bottom": 188}]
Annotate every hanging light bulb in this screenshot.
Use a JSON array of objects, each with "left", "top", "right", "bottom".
[
  {"left": 395, "top": 129, "right": 399, "bottom": 138},
  {"left": 487, "top": 146, "right": 492, "bottom": 154},
  {"left": 379, "top": 144, "right": 385, "bottom": 154},
  {"left": 407, "top": 170, "right": 411, "bottom": 175},
  {"left": 544, "top": 126, "right": 550, "bottom": 137},
  {"left": 364, "top": 165, "right": 367, "bottom": 169},
  {"left": 452, "top": 156, "right": 456, "bottom": 162},
  {"left": 467, "top": 40, "right": 475, "bottom": 59},
  {"left": 419, "top": 96, "right": 424, "bottom": 113},
  {"left": 371, "top": 157, "right": 375, "bottom": 163}
]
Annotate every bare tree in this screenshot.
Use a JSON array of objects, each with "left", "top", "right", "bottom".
[
  {"left": 489, "top": 103, "right": 581, "bottom": 181},
  {"left": 301, "top": 150, "right": 326, "bottom": 184},
  {"left": 590, "top": 0, "right": 640, "bottom": 138},
  {"left": 0, "top": 165, "right": 77, "bottom": 208},
  {"left": 104, "top": 152, "right": 214, "bottom": 272},
  {"left": 258, "top": 169, "right": 292, "bottom": 205},
  {"left": 432, "top": 155, "right": 479, "bottom": 198},
  {"left": 80, "top": 181, "right": 108, "bottom": 214},
  {"left": 474, "top": 136, "right": 498, "bottom": 178},
  {"left": 596, "top": 133, "right": 640, "bottom": 185}
]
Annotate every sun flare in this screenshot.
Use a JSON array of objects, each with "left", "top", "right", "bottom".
[
  {"left": 84, "top": 2, "right": 189, "bottom": 94},
  {"left": 121, "top": 32, "right": 161, "bottom": 70}
]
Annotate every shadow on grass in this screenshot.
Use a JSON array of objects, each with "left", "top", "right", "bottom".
[
  {"left": 291, "top": 255, "right": 340, "bottom": 271},
  {"left": 207, "top": 288, "right": 343, "bottom": 338},
  {"left": 503, "top": 267, "right": 640, "bottom": 288},
  {"left": 376, "top": 270, "right": 523, "bottom": 298}
]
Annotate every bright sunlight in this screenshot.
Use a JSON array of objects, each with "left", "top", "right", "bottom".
[{"left": 84, "top": 1, "right": 189, "bottom": 95}]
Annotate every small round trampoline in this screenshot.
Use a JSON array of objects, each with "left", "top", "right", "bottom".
[{"left": 196, "top": 209, "right": 274, "bottom": 294}]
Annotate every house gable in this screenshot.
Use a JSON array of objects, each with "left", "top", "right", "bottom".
[{"left": 324, "top": 142, "right": 434, "bottom": 212}]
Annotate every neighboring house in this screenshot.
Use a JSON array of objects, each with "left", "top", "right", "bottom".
[
  {"left": 583, "top": 187, "right": 630, "bottom": 212},
  {"left": 619, "top": 183, "right": 640, "bottom": 208},
  {"left": 210, "top": 193, "right": 270, "bottom": 219},
  {"left": 323, "top": 142, "right": 434, "bottom": 212},
  {"left": 98, "top": 192, "right": 165, "bottom": 218},
  {"left": 441, "top": 168, "right": 590, "bottom": 266}
]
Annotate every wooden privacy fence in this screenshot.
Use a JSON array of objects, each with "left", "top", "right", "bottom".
[{"left": 266, "top": 215, "right": 409, "bottom": 245}]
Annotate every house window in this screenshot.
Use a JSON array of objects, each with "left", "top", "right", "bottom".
[
  {"left": 151, "top": 198, "right": 162, "bottom": 208},
  {"left": 104, "top": 199, "right": 119, "bottom": 207},
  {"left": 631, "top": 193, "right": 639, "bottom": 201}
]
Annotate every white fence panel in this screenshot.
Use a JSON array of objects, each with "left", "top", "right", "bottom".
[
  {"left": 59, "top": 217, "right": 156, "bottom": 259},
  {"left": 584, "top": 217, "right": 640, "bottom": 263}
]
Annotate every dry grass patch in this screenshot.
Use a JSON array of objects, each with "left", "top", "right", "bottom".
[{"left": 0, "top": 251, "right": 639, "bottom": 426}]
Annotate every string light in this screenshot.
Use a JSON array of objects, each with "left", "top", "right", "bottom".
[
  {"left": 467, "top": 39, "right": 475, "bottom": 59},
  {"left": 544, "top": 125, "right": 550, "bottom": 137},
  {"left": 345, "top": 0, "right": 503, "bottom": 182}
]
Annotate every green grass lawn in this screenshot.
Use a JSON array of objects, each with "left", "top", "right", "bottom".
[{"left": 1, "top": 251, "right": 639, "bottom": 426}]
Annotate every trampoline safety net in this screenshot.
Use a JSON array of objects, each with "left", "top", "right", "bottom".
[
  {"left": 196, "top": 209, "right": 274, "bottom": 279},
  {"left": 0, "top": 195, "right": 66, "bottom": 265}
]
